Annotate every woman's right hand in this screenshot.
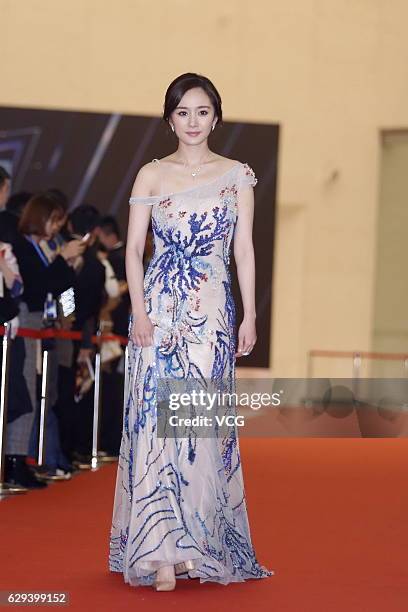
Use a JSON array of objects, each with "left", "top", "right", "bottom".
[
  {"left": 60, "top": 239, "right": 86, "bottom": 261},
  {"left": 131, "top": 313, "right": 155, "bottom": 347}
]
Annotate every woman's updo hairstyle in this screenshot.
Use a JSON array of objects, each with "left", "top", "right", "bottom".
[{"left": 163, "top": 72, "right": 223, "bottom": 135}]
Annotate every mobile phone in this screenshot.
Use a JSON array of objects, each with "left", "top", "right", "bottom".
[{"left": 43, "top": 292, "right": 58, "bottom": 322}]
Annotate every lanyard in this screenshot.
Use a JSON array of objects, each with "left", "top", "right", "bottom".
[{"left": 24, "top": 235, "right": 50, "bottom": 268}]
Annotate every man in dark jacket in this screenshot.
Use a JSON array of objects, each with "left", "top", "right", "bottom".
[
  {"left": 66, "top": 205, "right": 106, "bottom": 460},
  {"left": 96, "top": 216, "right": 130, "bottom": 456},
  {"left": 97, "top": 215, "right": 130, "bottom": 338},
  {"left": 0, "top": 183, "right": 32, "bottom": 246}
]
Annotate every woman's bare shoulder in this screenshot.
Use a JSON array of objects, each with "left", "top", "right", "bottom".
[
  {"left": 215, "top": 155, "right": 240, "bottom": 164},
  {"left": 131, "top": 161, "right": 160, "bottom": 197},
  {"left": 137, "top": 160, "right": 161, "bottom": 178},
  {"left": 210, "top": 155, "right": 241, "bottom": 171}
]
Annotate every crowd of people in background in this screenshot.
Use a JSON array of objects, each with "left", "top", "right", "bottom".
[{"left": 0, "top": 165, "right": 139, "bottom": 489}]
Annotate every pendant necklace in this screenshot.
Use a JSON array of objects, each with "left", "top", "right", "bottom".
[{"left": 181, "top": 153, "right": 212, "bottom": 178}]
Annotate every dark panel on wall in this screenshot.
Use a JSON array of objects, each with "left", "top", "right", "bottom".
[{"left": 0, "top": 106, "right": 278, "bottom": 367}]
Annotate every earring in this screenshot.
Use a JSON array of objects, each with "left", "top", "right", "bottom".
[
  {"left": 212, "top": 124, "right": 215, "bottom": 131},
  {"left": 170, "top": 124, "right": 175, "bottom": 133}
]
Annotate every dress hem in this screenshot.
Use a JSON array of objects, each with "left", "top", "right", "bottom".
[{"left": 109, "top": 558, "right": 275, "bottom": 587}]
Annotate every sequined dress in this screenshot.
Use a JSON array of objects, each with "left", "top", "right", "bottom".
[{"left": 109, "top": 159, "right": 274, "bottom": 586}]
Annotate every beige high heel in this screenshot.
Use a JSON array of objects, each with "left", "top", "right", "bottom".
[
  {"left": 153, "top": 564, "right": 176, "bottom": 591},
  {"left": 174, "top": 559, "right": 195, "bottom": 575}
]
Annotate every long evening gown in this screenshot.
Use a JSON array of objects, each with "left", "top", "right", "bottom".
[{"left": 109, "top": 159, "right": 274, "bottom": 586}]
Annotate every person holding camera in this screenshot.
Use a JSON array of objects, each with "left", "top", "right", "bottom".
[{"left": 4, "top": 192, "right": 85, "bottom": 487}]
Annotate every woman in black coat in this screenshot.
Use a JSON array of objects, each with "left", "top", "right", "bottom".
[{"left": 5, "top": 193, "right": 85, "bottom": 487}]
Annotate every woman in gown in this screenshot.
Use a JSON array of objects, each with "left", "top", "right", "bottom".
[{"left": 109, "top": 72, "right": 274, "bottom": 590}]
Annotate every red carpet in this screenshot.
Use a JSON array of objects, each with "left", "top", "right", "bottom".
[{"left": 1, "top": 439, "right": 407, "bottom": 611}]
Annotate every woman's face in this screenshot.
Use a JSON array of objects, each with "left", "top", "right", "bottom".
[
  {"left": 56, "top": 213, "right": 67, "bottom": 232},
  {"left": 44, "top": 214, "right": 63, "bottom": 240},
  {"left": 170, "top": 87, "right": 217, "bottom": 145}
]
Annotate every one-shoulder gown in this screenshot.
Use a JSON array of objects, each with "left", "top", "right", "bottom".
[{"left": 109, "top": 159, "right": 274, "bottom": 586}]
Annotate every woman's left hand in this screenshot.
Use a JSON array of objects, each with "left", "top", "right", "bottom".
[{"left": 235, "top": 316, "right": 257, "bottom": 358}]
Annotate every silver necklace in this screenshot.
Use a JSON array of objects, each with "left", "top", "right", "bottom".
[{"left": 181, "top": 154, "right": 212, "bottom": 178}]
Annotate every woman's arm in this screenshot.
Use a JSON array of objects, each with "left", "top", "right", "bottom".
[
  {"left": 126, "top": 164, "right": 157, "bottom": 347},
  {"left": 0, "top": 245, "right": 19, "bottom": 290},
  {"left": 233, "top": 186, "right": 257, "bottom": 358}
]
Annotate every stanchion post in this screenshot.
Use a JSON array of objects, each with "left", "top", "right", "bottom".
[
  {"left": 0, "top": 322, "right": 11, "bottom": 482},
  {"left": 304, "top": 350, "right": 314, "bottom": 408},
  {"left": 91, "top": 326, "right": 102, "bottom": 470},
  {"left": 306, "top": 350, "right": 313, "bottom": 380},
  {"left": 37, "top": 347, "right": 50, "bottom": 467},
  {"left": 37, "top": 292, "right": 57, "bottom": 468},
  {"left": 352, "top": 352, "right": 362, "bottom": 401}
]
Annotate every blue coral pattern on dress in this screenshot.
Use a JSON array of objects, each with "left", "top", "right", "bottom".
[{"left": 109, "top": 161, "right": 275, "bottom": 586}]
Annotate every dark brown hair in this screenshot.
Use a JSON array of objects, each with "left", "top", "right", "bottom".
[
  {"left": 0, "top": 165, "right": 11, "bottom": 188},
  {"left": 163, "top": 72, "right": 223, "bottom": 133},
  {"left": 18, "top": 192, "right": 65, "bottom": 236}
]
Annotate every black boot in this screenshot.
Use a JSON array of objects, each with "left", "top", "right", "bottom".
[{"left": 4, "top": 455, "right": 48, "bottom": 489}]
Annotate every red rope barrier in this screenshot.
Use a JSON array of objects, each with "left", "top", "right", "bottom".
[
  {"left": 0, "top": 325, "right": 128, "bottom": 346},
  {"left": 309, "top": 349, "right": 408, "bottom": 361}
]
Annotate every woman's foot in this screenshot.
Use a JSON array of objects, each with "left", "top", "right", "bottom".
[
  {"left": 153, "top": 564, "right": 176, "bottom": 591},
  {"left": 174, "top": 560, "right": 195, "bottom": 575}
]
